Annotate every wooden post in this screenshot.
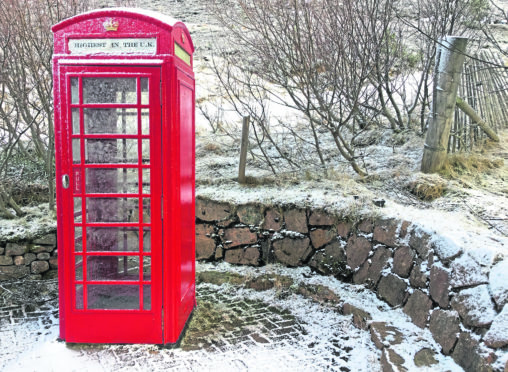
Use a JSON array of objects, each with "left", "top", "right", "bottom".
[
  {"left": 455, "top": 96, "right": 500, "bottom": 142},
  {"left": 421, "top": 36, "right": 468, "bottom": 173},
  {"left": 238, "top": 116, "right": 250, "bottom": 183}
]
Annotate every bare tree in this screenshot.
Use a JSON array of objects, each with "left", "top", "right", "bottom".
[
  {"left": 0, "top": 0, "right": 100, "bottom": 218},
  {"left": 209, "top": 0, "right": 399, "bottom": 177}
]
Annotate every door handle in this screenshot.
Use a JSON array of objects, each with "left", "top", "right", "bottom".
[{"left": 62, "top": 174, "right": 70, "bottom": 189}]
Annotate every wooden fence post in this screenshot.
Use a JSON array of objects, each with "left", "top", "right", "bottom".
[
  {"left": 238, "top": 116, "right": 250, "bottom": 183},
  {"left": 421, "top": 36, "right": 468, "bottom": 173}
]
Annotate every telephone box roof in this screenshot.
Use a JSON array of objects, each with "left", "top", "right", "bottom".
[{"left": 52, "top": 8, "right": 194, "bottom": 52}]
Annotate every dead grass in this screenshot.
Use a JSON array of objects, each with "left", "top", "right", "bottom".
[
  {"left": 440, "top": 154, "right": 504, "bottom": 179},
  {"left": 406, "top": 173, "right": 447, "bottom": 201}
]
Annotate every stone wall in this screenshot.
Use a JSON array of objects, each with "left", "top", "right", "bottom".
[
  {"left": 196, "top": 196, "right": 508, "bottom": 372},
  {"left": 0, "top": 232, "right": 58, "bottom": 281}
]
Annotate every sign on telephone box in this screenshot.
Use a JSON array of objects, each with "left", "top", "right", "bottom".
[{"left": 52, "top": 8, "right": 196, "bottom": 344}]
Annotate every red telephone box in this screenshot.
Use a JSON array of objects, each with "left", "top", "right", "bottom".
[{"left": 52, "top": 8, "right": 195, "bottom": 344}]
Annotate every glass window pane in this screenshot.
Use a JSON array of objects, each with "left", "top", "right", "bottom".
[
  {"left": 74, "top": 198, "right": 82, "bottom": 222},
  {"left": 75, "top": 227, "right": 83, "bottom": 252},
  {"left": 71, "top": 78, "right": 79, "bottom": 104},
  {"left": 72, "top": 139, "right": 81, "bottom": 164},
  {"left": 86, "top": 168, "right": 139, "bottom": 194},
  {"left": 143, "top": 228, "right": 151, "bottom": 253},
  {"left": 72, "top": 108, "right": 80, "bottom": 134},
  {"left": 141, "top": 78, "right": 149, "bottom": 105},
  {"left": 143, "top": 284, "right": 151, "bottom": 310},
  {"left": 142, "top": 139, "right": 150, "bottom": 164},
  {"left": 83, "top": 78, "right": 137, "bottom": 104},
  {"left": 84, "top": 108, "right": 138, "bottom": 134},
  {"left": 142, "top": 169, "right": 150, "bottom": 194},
  {"left": 85, "top": 139, "right": 138, "bottom": 164},
  {"left": 85, "top": 226, "right": 140, "bottom": 252},
  {"left": 87, "top": 285, "right": 139, "bottom": 310},
  {"left": 142, "top": 198, "right": 151, "bottom": 223},
  {"left": 76, "top": 285, "right": 84, "bottom": 310},
  {"left": 143, "top": 256, "right": 151, "bottom": 281},
  {"left": 86, "top": 197, "right": 141, "bottom": 223},
  {"left": 75, "top": 256, "right": 83, "bottom": 281},
  {"left": 141, "top": 109, "right": 149, "bottom": 134},
  {"left": 87, "top": 256, "right": 139, "bottom": 281}
]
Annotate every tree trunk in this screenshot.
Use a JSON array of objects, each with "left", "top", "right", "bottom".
[{"left": 421, "top": 36, "right": 468, "bottom": 173}]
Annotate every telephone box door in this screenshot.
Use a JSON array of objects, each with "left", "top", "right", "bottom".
[{"left": 58, "top": 65, "right": 163, "bottom": 343}]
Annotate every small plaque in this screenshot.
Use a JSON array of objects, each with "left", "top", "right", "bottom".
[
  {"left": 69, "top": 38, "right": 157, "bottom": 55},
  {"left": 174, "top": 43, "right": 191, "bottom": 66}
]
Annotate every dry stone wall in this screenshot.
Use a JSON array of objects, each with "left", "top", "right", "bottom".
[
  {"left": 0, "top": 232, "right": 58, "bottom": 281},
  {"left": 196, "top": 196, "right": 508, "bottom": 372}
]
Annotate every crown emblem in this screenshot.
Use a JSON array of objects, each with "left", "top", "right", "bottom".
[
  {"left": 181, "top": 33, "right": 186, "bottom": 44},
  {"left": 103, "top": 18, "right": 119, "bottom": 32}
]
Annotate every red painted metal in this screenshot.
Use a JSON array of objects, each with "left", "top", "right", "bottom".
[{"left": 52, "top": 9, "right": 195, "bottom": 345}]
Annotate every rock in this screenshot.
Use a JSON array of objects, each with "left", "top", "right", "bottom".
[
  {"left": 489, "top": 259, "right": 508, "bottom": 310},
  {"left": 409, "top": 259, "right": 429, "bottom": 288},
  {"left": 37, "top": 252, "right": 51, "bottom": 260},
  {"left": 29, "top": 275, "right": 42, "bottom": 280},
  {"left": 5, "top": 242, "right": 28, "bottom": 256},
  {"left": 223, "top": 227, "right": 257, "bottom": 248},
  {"left": 370, "top": 322, "right": 404, "bottom": 350},
  {"left": 310, "top": 228, "right": 336, "bottom": 249},
  {"left": 296, "top": 284, "right": 340, "bottom": 304},
  {"left": 237, "top": 204, "right": 264, "bottom": 225},
  {"left": 23, "top": 253, "right": 36, "bottom": 266},
  {"left": 377, "top": 275, "right": 407, "bottom": 307},
  {"left": 399, "top": 221, "right": 411, "bottom": 239},
  {"left": 13, "top": 256, "right": 25, "bottom": 266},
  {"left": 483, "top": 305, "right": 508, "bottom": 348},
  {"left": 403, "top": 290, "right": 432, "bottom": 328},
  {"left": 273, "top": 237, "right": 312, "bottom": 267},
  {"left": 373, "top": 219, "right": 398, "bottom": 247},
  {"left": 392, "top": 246, "right": 414, "bottom": 278},
  {"left": 215, "top": 246, "right": 224, "bottom": 260},
  {"left": 195, "top": 224, "right": 216, "bottom": 260},
  {"left": 42, "top": 270, "right": 58, "bottom": 279},
  {"left": 366, "top": 246, "right": 392, "bottom": 287},
  {"left": 49, "top": 257, "right": 58, "bottom": 269},
  {"left": 450, "top": 254, "right": 488, "bottom": 289},
  {"left": 452, "top": 332, "right": 493, "bottom": 372},
  {"left": 381, "top": 348, "right": 407, "bottom": 372},
  {"left": 224, "top": 247, "right": 260, "bottom": 266},
  {"left": 346, "top": 234, "right": 372, "bottom": 271},
  {"left": 429, "top": 264, "right": 451, "bottom": 308},
  {"left": 451, "top": 285, "right": 496, "bottom": 328},
  {"left": 0, "top": 265, "right": 30, "bottom": 280},
  {"left": 308, "top": 241, "right": 349, "bottom": 277},
  {"left": 343, "top": 303, "right": 372, "bottom": 330},
  {"left": 0, "top": 256, "right": 13, "bottom": 266},
  {"left": 33, "top": 234, "right": 57, "bottom": 247},
  {"left": 414, "top": 348, "right": 438, "bottom": 367},
  {"left": 31, "top": 260, "right": 50, "bottom": 274},
  {"left": 432, "top": 238, "right": 463, "bottom": 263},
  {"left": 308, "top": 210, "right": 335, "bottom": 226},
  {"left": 353, "top": 261, "right": 369, "bottom": 285},
  {"left": 336, "top": 221, "right": 352, "bottom": 239},
  {"left": 429, "top": 309, "right": 460, "bottom": 355},
  {"left": 284, "top": 208, "right": 308, "bottom": 233},
  {"left": 261, "top": 208, "right": 283, "bottom": 231},
  {"left": 196, "top": 198, "right": 232, "bottom": 222},
  {"left": 409, "top": 229, "right": 431, "bottom": 259},
  {"left": 357, "top": 218, "right": 374, "bottom": 234},
  {"left": 29, "top": 245, "right": 53, "bottom": 254},
  {"left": 0, "top": 247, "right": 4, "bottom": 255}
]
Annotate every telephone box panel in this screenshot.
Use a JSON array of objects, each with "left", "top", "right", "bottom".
[{"left": 52, "top": 8, "right": 195, "bottom": 345}]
